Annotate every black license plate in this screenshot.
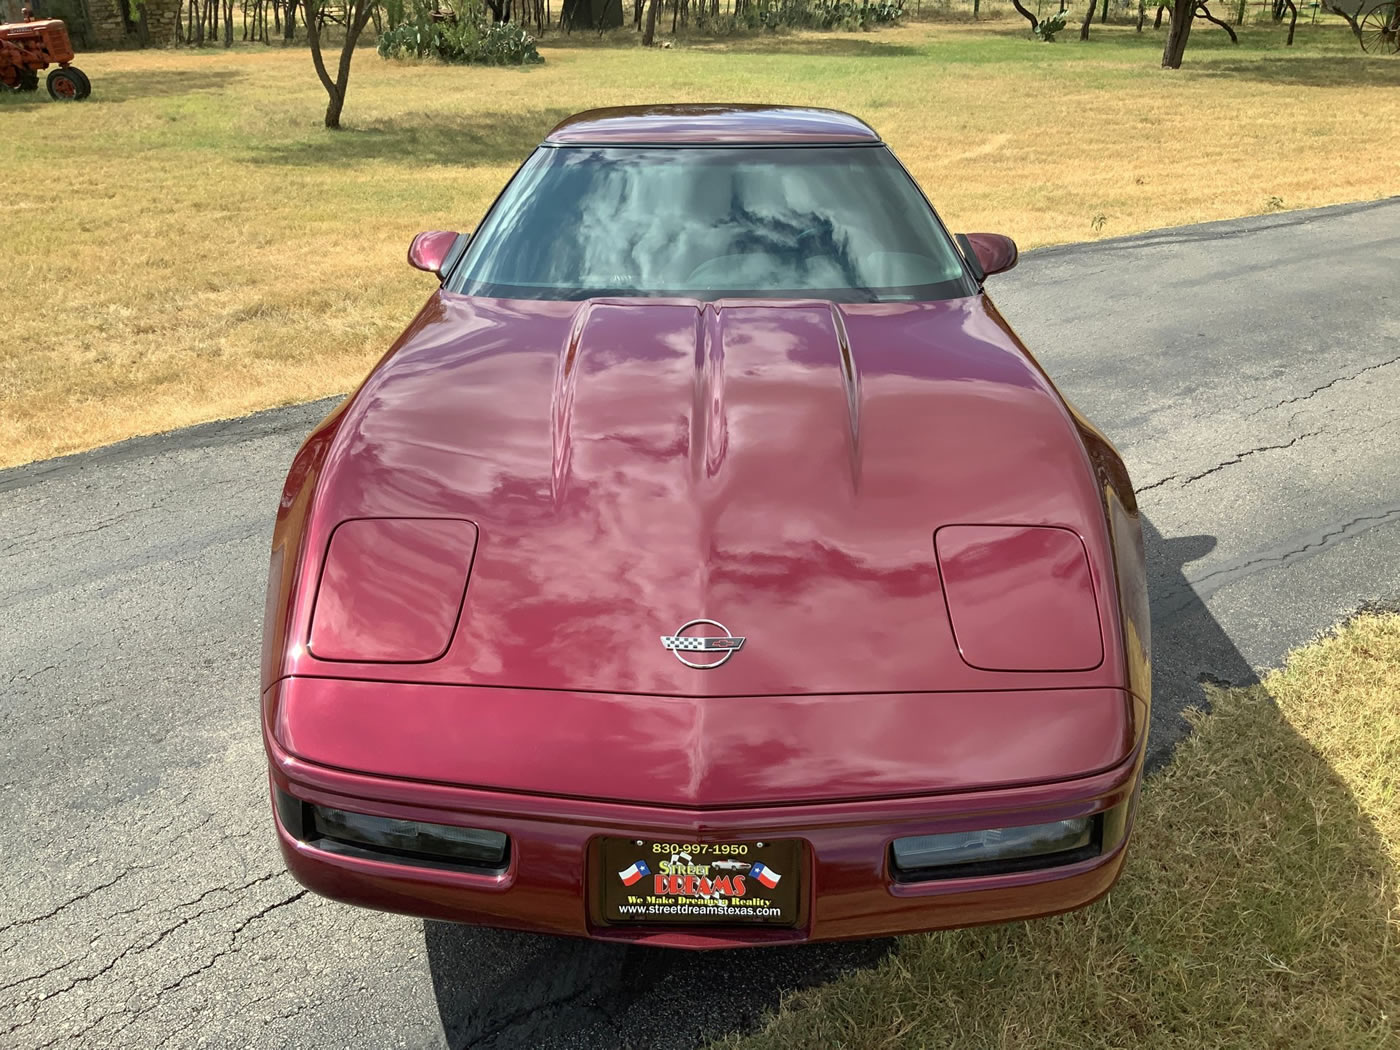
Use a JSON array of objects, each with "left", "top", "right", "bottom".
[{"left": 599, "top": 837, "right": 801, "bottom": 926}]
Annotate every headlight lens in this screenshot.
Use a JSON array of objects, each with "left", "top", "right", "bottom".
[
  {"left": 313, "top": 805, "right": 509, "bottom": 868},
  {"left": 892, "top": 816, "right": 1093, "bottom": 876},
  {"left": 307, "top": 517, "right": 477, "bottom": 663},
  {"left": 935, "top": 524, "right": 1103, "bottom": 672}
]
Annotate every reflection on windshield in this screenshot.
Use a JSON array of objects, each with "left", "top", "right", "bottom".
[{"left": 448, "top": 146, "right": 971, "bottom": 303}]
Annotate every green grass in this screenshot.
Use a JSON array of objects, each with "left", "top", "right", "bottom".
[
  {"left": 715, "top": 614, "right": 1400, "bottom": 1050},
  {"left": 2, "top": 19, "right": 1398, "bottom": 467}
]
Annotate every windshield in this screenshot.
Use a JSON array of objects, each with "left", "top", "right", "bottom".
[{"left": 447, "top": 145, "right": 973, "bottom": 303}]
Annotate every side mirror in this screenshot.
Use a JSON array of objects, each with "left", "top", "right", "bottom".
[
  {"left": 408, "top": 230, "right": 466, "bottom": 282},
  {"left": 955, "top": 232, "right": 1019, "bottom": 282}
]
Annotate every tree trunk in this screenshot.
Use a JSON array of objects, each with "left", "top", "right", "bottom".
[
  {"left": 642, "top": 0, "right": 658, "bottom": 41},
  {"left": 305, "top": 0, "right": 370, "bottom": 128},
  {"left": 1080, "top": 0, "right": 1094, "bottom": 37},
  {"left": 1196, "top": 1, "right": 1237, "bottom": 39},
  {"left": 1137, "top": 0, "right": 1145, "bottom": 29},
  {"left": 1010, "top": 0, "right": 1039, "bottom": 27},
  {"left": 1161, "top": 0, "right": 1193, "bottom": 64},
  {"left": 1283, "top": 0, "right": 1296, "bottom": 40},
  {"left": 1154, "top": 2, "right": 1166, "bottom": 25},
  {"left": 1100, "top": 0, "right": 1108, "bottom": 18},
  {"left": 1319, "top": 0, "right": 1361, "bottom": 37}
]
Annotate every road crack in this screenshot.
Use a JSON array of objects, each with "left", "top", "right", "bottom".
[
  {"left": 2, "top": 873, "right": 289, "bottom": 1040},
  {"left": 1244, "top": 353, "right": 1400, "bottom": 418},
  {"left": 0, "top": 869, "right": 138, "bottom": 933},
  {"left": 1136, "top": 430, "right": 1324, "bottom": 493},
  {"left": 1188, "top": 502, "right": 1400, "bottom": 597}
]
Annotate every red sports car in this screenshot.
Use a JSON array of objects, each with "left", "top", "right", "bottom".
[{"left": 262, "top": 105, "right": 1150, "bottom": 948}]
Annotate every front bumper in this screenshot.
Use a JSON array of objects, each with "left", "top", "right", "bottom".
[{"left": 266, "top": 731, "right": 1142, "bottom": 949}]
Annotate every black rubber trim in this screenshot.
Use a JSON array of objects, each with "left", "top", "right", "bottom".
[{"left": 539, "top": 141, "right": 887, "bottom": 150}]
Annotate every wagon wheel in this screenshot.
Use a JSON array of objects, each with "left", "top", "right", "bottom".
[
  {"left": 46, "top": 67, "right": 85, "bottom": 100},
  {"left": 1360, "top": 0, "right": 1400, "bottom": 52}
]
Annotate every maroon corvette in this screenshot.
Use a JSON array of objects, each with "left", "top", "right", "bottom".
[{"left": 262, "top": 105, "right": 1151, "bottom": 948}]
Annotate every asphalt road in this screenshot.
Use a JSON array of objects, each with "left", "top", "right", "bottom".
[{"left": 4, "top": 198, "right": 1399, "bottom": 1050}]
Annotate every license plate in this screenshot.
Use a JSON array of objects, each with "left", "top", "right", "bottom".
[{"left": 599, "top": 837, "right": 801, "bottom": 926}]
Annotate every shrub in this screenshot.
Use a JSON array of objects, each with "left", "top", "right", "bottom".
[
  {"left": 377, "top": 4, "right": 543, "bottom": 64},
  {"left": 691, "top": 0, "right": 904, "bottom": 32},
  {"left": 1032, "top": 7, "right": 1066, "bottom": 37}
]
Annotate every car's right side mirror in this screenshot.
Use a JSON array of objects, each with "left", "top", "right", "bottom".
[{"left": 955, "top": 232, "right": 1019, "bottom": 282}]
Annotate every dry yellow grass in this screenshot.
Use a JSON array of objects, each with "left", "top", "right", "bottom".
[
  {"left": 717, "top": 613, "right": 1400, "bottom": 1049},
  {"left": 3, "top": 20, "right": 1399, "bottom": 467}
]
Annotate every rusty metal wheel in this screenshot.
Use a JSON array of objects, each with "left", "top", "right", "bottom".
[{"left": 1360, "top": 1, "right": 1400, "bottom": 52}]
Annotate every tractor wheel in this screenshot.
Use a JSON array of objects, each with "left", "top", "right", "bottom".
[
  {"left": 46, "top": 67, "right": 84, "bottom": 101},
  {"left": 66, "top": 66, "right": 92, "bottom": 99},
  {"left": 17, "top": 70, "right": 39, "bottom": 92}
]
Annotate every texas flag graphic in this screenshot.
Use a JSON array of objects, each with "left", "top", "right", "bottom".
[
  {"left": 617, "top": 859, "right": 651, "bottom": 887},
  {"left": 750, "top": 861, "right": 782, "bottom": 889}
]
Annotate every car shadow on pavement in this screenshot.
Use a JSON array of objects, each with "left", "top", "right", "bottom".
[
  {"left": 427, "top": 923, "right": 895, "bottom": 1048},
  {"left": 425, "top": 513, "right": 1259, "bottom": 1049},
  {"left": 1139, "top": 517, "right": 1259, "bottom": 769}
]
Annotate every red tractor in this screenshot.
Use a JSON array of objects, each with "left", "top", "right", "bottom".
[{"left": 0, "top": 10, "right": 90, "bottom": 100}]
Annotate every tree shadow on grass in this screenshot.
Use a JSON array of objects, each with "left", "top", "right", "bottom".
[
  {"left": 248, "top": 107, "right": 575, "bottom": 168},
  {"left": 1, "top": 68, "right": 241, "bottom": 107},
  {"left": 1198, "top": 53, "right": 1400, "bottom": 85},
  {"left": 419, "top": 509, "right": 1322, "bottom": 1049},
  {"left": 684, "top": 35, "right": 921, "bottom": 56},
  {"left": 0, "top": 90, "right": 45, "bottom": 109},
  {"left": 82, "top": 68, "right": 246, "bottom": 102},
  {"left": 540, "top": 27, "right": 918, "bottom": 53}
]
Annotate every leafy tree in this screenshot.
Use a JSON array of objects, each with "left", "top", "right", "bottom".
[{"left": 304, "top": 0, "right": 377, "bottom": 128}]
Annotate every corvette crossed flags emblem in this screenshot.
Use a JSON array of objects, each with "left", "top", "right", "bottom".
[{"left": 659, "top": 619, "right": 746, "bottom": 669}]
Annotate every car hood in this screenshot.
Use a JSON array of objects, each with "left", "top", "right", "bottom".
[{"left": 290, "top": 292, "right": 1121, "bottom": 697}]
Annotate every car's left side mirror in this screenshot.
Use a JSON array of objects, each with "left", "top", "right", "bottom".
[
  {"left": 955, "top": 232, "right": 1019, "bottom": 283},
  {"left": 408, "top": 230, "right": 467, "bottom": 282}
]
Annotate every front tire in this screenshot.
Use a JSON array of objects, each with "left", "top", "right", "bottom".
[
  {"left": 46, "top": 68, "right": 84, "bottom": 101},
  {"left": 66, "top": 65, "right": 92, "bottom": 99}
]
